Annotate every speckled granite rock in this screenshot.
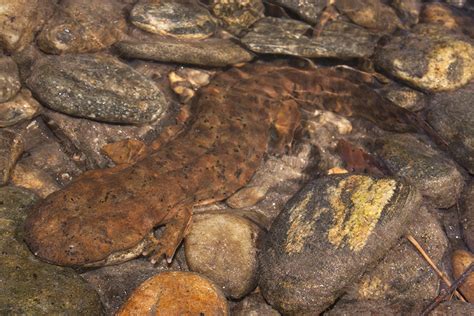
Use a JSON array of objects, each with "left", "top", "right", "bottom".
[
  {"left": 461, "top": 182, "right": 474, "bottom": 252},
  {"left": 0, "top": 56, "right": 21, "bottom": 102},
  {"left": 115, "top": 38, "right": 253, "bottom": 67},
  {"left": 270, "top": 0, "right": 328, "bottom": 23},
  {"left": 130, "top": 0, "right": 216, "bottom": 39},
  {"left": 374, "top": 133, "right": 464, "bottom": 208},
  {"left": 259, "top": 174, "right": 422, "bottom": 314},
  {"left": 27, "top": 54, "right": 167, "bottom": 124},
  {"left": 0, "top": 89, "right": 41, "bottom": 127},
  {"left": 0, "top": 128, "right": 24, "bottom": 186},
  {"left": 37, "top": 0, "right": 127, "bottom": 54},
  {"left": 241, "top": 18, "right": 379, "bottom": 59},
  {"left": 0, "top": 186, "right": 103, "bottom": 315},
  {"left": 375, "top": 24, "right": 474, "bottom": 92},
  {"left": 343, "top": 206, "right": 447, "bottom": 303},
  {"left": 210, "top": 0, "right": 264, "bottom": 35},
  {"left": 425, "top": 82, "right": 474, "bottom": 174},
  {"left": 185, "top": 212, "right": 261, "bottom": 299},
  {"left": 0, "top": 0, "right": 55, "bottom": 52}
]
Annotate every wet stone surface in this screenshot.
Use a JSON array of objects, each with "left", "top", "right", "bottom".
[
  {"left": 210, "top": 0, "right": 265, "bottom": 35},
  {"left": 0, "top": 56, "right": 21, "bottom": 103},
  {"left": 461, "top": 182, "right": 474, "bottom": 252},
  {"left": 259, "top": 174, "right": 422, "bottom": 314},
  {"left": 270, "top": 0, "right": 328, "bottom": 23},
  {"left": 130, "top": 0, "right": 216, "bottom": 39},
  {"left": 378, "top": 84, "right": 426, "bottom": 112},
  {"left": 0, "top": 128, "right": 24, "bottom": 186},
  {"left": 241, "top": 18, "right": 379, "bottom": 59},
  {"left": 37, "top": 0, "right": 127, "bottom": 54},
  {"left": 0, "top": 186, "right": 103, "bottom": 315},
  {"left": 425, "top": 82, "right": 474, "bottom": 174},
  {"left": 27, "top": 54, "right": 167, "bottom": 124},
  {"left": 375, "top": 24, "right": 474, "bottom": 92},
  {"left": 116, "top": 38, "right": 254, "bottom": 67},
  {"left": 373, "top": 133, "right": 464, "bottom": 208},
  {"left": 0, "top": 89, "right": 41, "bottom": 128}
]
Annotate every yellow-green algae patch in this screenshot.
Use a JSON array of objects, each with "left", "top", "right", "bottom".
[{"left": 327, "top": 175, "right": 397, "bottom": 252}]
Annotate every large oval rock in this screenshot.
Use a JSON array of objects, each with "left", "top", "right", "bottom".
[
  {"left": 0, "top": 56, "right": 21, "bottom": 102},
  {"left": 185, "top": 212, "right": 261, "bottom": 299},
  {"left": 425, "top": 82, "right": 474, "bottom": 174},
  {"left": 259, "top": 174, "right": 422, "bottom": 314},
  {"left": 375, "top": 24, "right": 474, "bottom": 92},
  {"left": 374, "top": 133, "right": 464, "bottom": 208},
  {"left": 37, "top": 0, "right": 127, "bottom": 54},
  {"left": 27, "top": 54, "right": 167, "bottom": 124}
]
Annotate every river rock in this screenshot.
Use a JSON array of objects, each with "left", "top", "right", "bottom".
[
  {"left": 185, "top": 212, "right": 261, "bottom": 299},
  {"left": 391, "top": 0, "right": 421, "bottom": 26},
  {"left": 130, "top": 0, "right": 216, "bottom": 39},
  {"left": 378, "top": 85, "right": 426, "bottom": 112},
  {"left": 0, "top": 0, "right": 55, "bottom": 52},
  {"left": 461, "top": 182, "right": 474, "bottom": 252},
  {"left": 37, "top": 0, "right": 127, "bottom": 54},
  {"left": 82, "top": 258, "right": 186, "bottom": 315},
  {"left": 0, "top": 128, "right": 24, "bottom": 186},
  {"left": 0, "top": 56, "right": 21, "bottom": 102},
  {"left": 421, "top": 3, "right": 474, "bottom": 38},
  {"left": 270, "top": 0, "right": 328, "bottom": 23},
  {"left": 115, "top": 38, "right": 253, "bottom": 67},
  {"left": 116, "top": 271, "right": 228, "bottom": 315},
  {"left": 0, "top": 89, "right": 41, "bottom": 127},
  {"left": 27, "top": 54, "right": 167, "bottom": 124},
  {"left": 375, "top": 24, "right": 474, "bottom": 92},
  {"left": 0, "top": 186, "right": 103, "bottom": 315},
  {"left": 210, "top": 0, "right": 264, "bottom": 35},
  {"left": 259, "top": 174, "right": 422, "bottom": 314},
  {"left": 343, "top": 206, "right": 448, "bottom": 303},
  {"left": 425, "top": 82, "right": 474, "bottom": 173},
  {"left": 373, "top": 133, "right": 464, "bottom": 208},
  {"left": 241, "top": 18, "right": 379, "bottom": 59},
  {"left": 336, "top": 0, "right": 402, "bottom": 33},
  {"left": 231, "top": 292, "right": 280, "bottom": 316},
  {"left": 452, "top": 249, "right": 474, "bottom": 303}
]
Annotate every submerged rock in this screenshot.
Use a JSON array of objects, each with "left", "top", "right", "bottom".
[
  {"left": 0, "top": 128, "right": 24, "bottom": 186},
  {"left": 270, "top": 0, "right": 328, "bottom": 23},
  {"left": 259, "top": 174, "right": 422, "bottom": 314},
  {"left": 391, "top": 0, "right": 421, "bottom": 26},
  {"left": 425, "top": 82, "right": 474, "bottom": 173},
  {"left": 461, "top": 182, "right": 474, "bottom": 252},
  {"left": 116, "top": 38, "right": 253, "bottom": 67},
  {"left": 374, "top": 133, "right": 464, "bottom": 208},
  {"left": 378, "top": 85, "right": 426, "bottom": 112},
  {"left": 375, "top": 24, "right": 474, "bottom": 92},
  {"left": 37, "top": 0, "right": 127, "bottom": 54},
  {"left": 241, "top": 18, "right": 379, "bottom": 59},
  {"left": 210, "top": 0, "right": 264, "bottom": 35},
  {"left": 0, "top": 0, "right": 55, "bottom": 52},
  {"left": 130, "top": 0, "right": 216, "bottom": 39},
  {"left": 0, "top": 89, "right": 41, "bottom": 128},
  {"left": 0, "top": 56, "right": 21, "bottom": 103},
  {"left": 27, "top": 54, "right": 167, "bottom": 124},
  {"left": 231, "top": 292, "right": 280, "bottom": 316}
]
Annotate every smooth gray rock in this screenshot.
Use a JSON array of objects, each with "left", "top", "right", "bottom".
[{"left": 27, "top": 54, "right": 167, "bottom": 124}]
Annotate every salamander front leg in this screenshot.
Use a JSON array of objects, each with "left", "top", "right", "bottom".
[{"left": 142, "top": 206, "right": 193, "bottom": 264}]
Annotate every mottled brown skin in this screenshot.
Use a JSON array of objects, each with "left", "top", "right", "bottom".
[{"left": 24, "top": 63, "right": 425, "bottom": 267}]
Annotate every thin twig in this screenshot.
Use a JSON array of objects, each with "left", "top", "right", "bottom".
[
  {"left": 405, "top": 235, "right": 466, "bottom": 302},
  {"left": 421, "top": 263, "right": 474, "bottom": 316}
]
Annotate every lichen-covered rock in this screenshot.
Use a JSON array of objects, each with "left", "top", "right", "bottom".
[
  {"left": 0, "top": 56, "right": 21, "bottom": 102},
  {"left": 374, "top": 133, "right": 464, "bottom": 208},
  {"left": 0, "top": 186, "right": 103, "bottom": 315},
  {"left": 210, "top": 0, "right": 264, "bottom": 35},
  {"left": 185, "top": 212, "right": 261, "bottom": 299},
  {"left": 0, "top": 0, "right": 55, "bottom": 52},
  {"left": 343, "top": 206, "right": 448, "bottom": 303},
  {"left": 37, "top": 0, "right": 127, "bottom": 54},
  {"left": 27, "top": 54, "right": 167, "bottom": 124},
  {"left": 425, "top": 82, "right": 474, "bottom": 173},
  {"left": 336, "top": 0, "right": 402, "bottom": 33},
  {"left": 115, "top": 38, "right": 253, "bottom": 67},
  {"left": 0, "top": 128, "right": 24, "bottom": 186},
  {"left": 241, "top": 18, "right": 379, "bottom": 59},
  {"left": 116, "top": 272, "right": 228, "bottom": 315},
  {"left": 259, "top": 174, "right": 422, "bottom": 314},
  {"left": 0, "top": 89, "right": 41, "bottom": 127},
  {"left": 375, "top": 24, "right": 474, "bottom": 92},
  {"left": 130, "top": 0, "right": 216, "bottom": 39},
  {"left": 461, "top": 183, "right": 474, "bottom": 252},
  {"left": 270, "top": 0, "right": 328, "bottom": 23}
]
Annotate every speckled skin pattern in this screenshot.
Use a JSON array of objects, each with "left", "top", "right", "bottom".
[{"left": 23, "top": 63, "right": 422, "bottom": 267}]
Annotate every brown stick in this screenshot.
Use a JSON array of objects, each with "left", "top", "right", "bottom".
[
  {"left": 421, "top": 263, "right": 474, "bottom": 316},
  {"left": 405, "top": 235, "right": 466, "bottom": 302}
]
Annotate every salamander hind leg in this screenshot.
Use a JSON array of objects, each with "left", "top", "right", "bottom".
[{"left": 142, "top": 206, "right": 192, "bottom": 264}]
